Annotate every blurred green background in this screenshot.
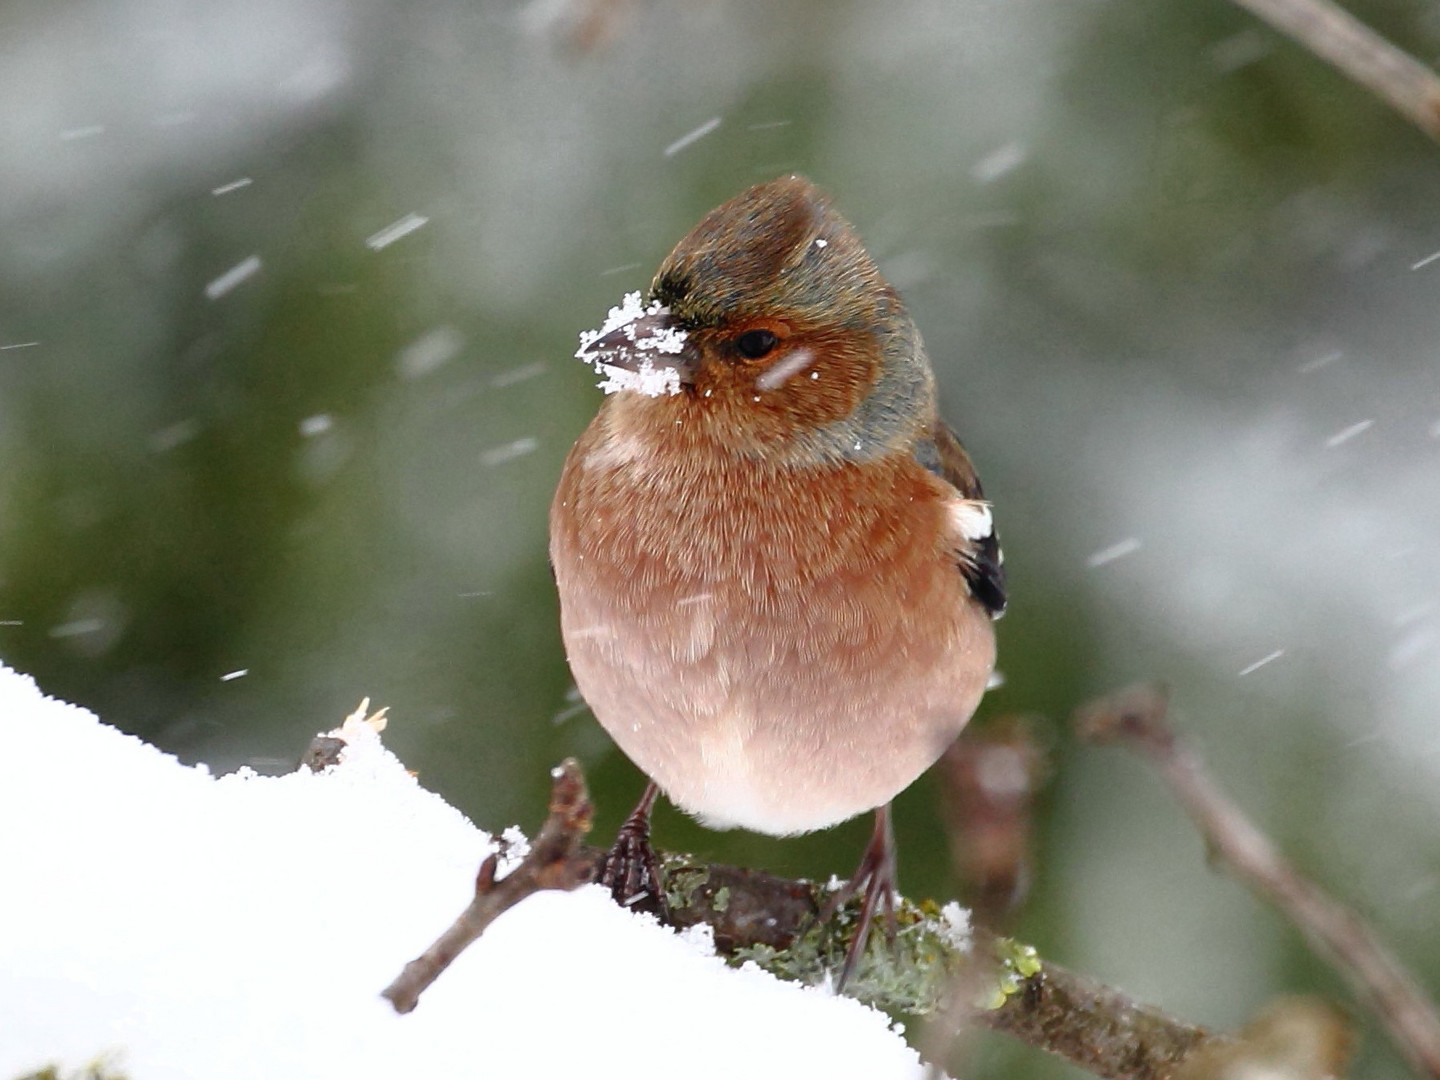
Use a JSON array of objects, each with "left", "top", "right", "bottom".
[{"left": 3, "top": 0, "right": 1440, "bottom": 1074}]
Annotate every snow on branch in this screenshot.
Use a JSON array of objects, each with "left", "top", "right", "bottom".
[{"left": 382, "top": 755, "right": 1219, "bottom": 1080}]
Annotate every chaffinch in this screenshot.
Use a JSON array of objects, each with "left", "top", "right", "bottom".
[{"left": 550, "top": 175, "right": 1005, "bottom": 985}]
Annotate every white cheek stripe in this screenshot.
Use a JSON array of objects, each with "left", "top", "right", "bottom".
[
  {"left": 948, "top": 499, "right": 994, "bottom": 542},
  {"left": 755, "top": 348, "right": 816, "bottom": 391}
]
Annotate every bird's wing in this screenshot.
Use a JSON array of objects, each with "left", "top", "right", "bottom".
[{"left": 914, "top": 419, "right": 1007, "bottom": 618}]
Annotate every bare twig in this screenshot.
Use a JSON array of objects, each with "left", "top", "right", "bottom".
[
  {"left": 1225, "top": 0, "right": 1440, "bottom": 142},
  {"left": 988, "top": 962, "right": 1215, "bottom": 1080},
  {"left": 381, "top": 758, "right": 597, "bottom": 1013},
  {"left": 1077, "top": 684, "right": 1440, "bottom": 1079},
  {"left": 936, "top": 717, "right": 1049, "bottom": 930},
  {"left": 924, "top": 719, "right": 1051, "bottom": 1077}
]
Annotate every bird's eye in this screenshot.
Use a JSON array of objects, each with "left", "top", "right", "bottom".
[{"left": 735, "top": 329, "right": 778, "bottom": 359}]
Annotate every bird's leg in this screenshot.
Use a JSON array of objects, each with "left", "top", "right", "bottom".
[
  {"left": 595, "top": 780, "right": 669, "bottom": 919},
  {"left": 822, "top": 804, "right": 899, "bottom": 991}
]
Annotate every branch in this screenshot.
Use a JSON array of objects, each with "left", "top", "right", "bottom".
[
  {"left": 381, "top": 757, "right": 1219, "bottom": 1080},
  {"left": 1076, "top": 684, "right": 1440, "bottom": 1079},
  {"left": 659, "top": 854, "right": 1217, "bottom": 1080},
  {"left": 1225, "top": 0, "right": 1440, "bottom": 142},
  {"left": 381, "top": 758, "right": 597, "bottom": 1013}
]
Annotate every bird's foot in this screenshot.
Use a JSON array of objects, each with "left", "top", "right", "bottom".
[
  {"left": 594, "top": 780, "right": 669, "bottom": 920},
  {"left": 820, "top": 804, "right": 899, "bottom": 992}
]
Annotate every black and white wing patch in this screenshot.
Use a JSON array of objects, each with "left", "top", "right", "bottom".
[
  {"left": 946, "top": 497, "right": 1006, "bottom": 617},
  {"left": 914, "top": 420, "right": 1008, "bottom": 619}
]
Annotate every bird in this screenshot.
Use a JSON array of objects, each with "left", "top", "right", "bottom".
[{"left": 549, "top": 175, "right": 1006, "bottom": 987}]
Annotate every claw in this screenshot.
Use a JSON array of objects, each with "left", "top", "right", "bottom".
[
  {"left": 595, "top": 780, "right": 669, "bottom": 919},
  {"left": 821, "top": 804, "right": 899, "bottom": 991}
]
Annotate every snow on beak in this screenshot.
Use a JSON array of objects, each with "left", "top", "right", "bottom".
[{"left": 575, "top": 292, "right": 693, "bottom": 397}]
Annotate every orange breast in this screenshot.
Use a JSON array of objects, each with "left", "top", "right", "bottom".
[{"left": 550, "top": 406, "right": 995, "bottom": 836}]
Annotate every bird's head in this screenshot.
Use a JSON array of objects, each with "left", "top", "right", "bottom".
[{"left": 577, "top": 175, "right": 935, "bottom": 462}]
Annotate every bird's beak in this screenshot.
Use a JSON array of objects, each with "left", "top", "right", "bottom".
[{"left": 576, "top": 306, "right": 697, "bottom": 385}]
